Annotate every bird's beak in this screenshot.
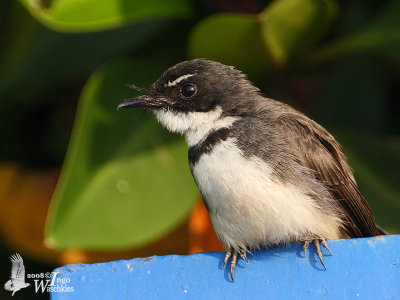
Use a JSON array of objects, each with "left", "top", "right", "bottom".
[{"left": 117, "top": 95, "right": 168, "bottom": 110}]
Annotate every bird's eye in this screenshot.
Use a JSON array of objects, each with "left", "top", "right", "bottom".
[{"left": 181, "top": 84, "right": 197, "bottom": 98}]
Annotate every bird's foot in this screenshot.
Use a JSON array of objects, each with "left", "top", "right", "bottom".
[
  {"left": 302, "top": 238, "right": 333, "bottom": 269},
  {"left": 222, "top": 248, "right": 248, "bottom": 282}
]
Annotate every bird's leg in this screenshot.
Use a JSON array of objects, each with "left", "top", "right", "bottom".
[
  {"left": 223, "top": 247, "right": 248, "bottom": 282},
  {"left": 302, "top": 238, "right": 333, "bottom": 269}
]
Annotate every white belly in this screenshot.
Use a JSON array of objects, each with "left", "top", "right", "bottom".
[{"left": 191, "top": 138, "right": 341, "bottom": 251}]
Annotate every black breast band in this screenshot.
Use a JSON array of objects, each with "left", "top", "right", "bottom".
[{"left": 188, "top": 127, "right": 231, "bottom": 165}]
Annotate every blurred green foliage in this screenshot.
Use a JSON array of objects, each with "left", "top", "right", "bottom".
[
  {"left": 46, "top": 59, "right": 198, "bottom": 249},
  {"left": 1, "top": 0, "right": 399, "bottom": 250},
  {"left": 20, "top": 0, "right": 193, "bottom": 32}
]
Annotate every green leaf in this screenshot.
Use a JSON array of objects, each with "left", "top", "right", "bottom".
[
  {"left": 45, "top": 59, "right": 199, "bottom": 250},
  {"left": 19, "top": 0, "right": 192, "bottom": 32},
  {"left": 188, "top": 13, "right": 272, "bottom": 77},
  {"left": 309, "top": 0, "right": 400, "bottom": 64},
  {"left": 260, "top": 0, "right": 337, "bottom": 66},
  {"left": 188, "top": 0, "right": 337, "bottom": 76}
]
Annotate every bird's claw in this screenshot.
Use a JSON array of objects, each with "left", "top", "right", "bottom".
[
  {"left": 302, "top": 238, "right": 333, "bottom": 269},
  {"left": 223, "top": 247, "right": 248, "bottom": 282},
  {"left": 240, "top": 249, "right": 249, "bottom": 264},
  {"left": 223, "top": 249, "right": 231, "bottom": 269}
]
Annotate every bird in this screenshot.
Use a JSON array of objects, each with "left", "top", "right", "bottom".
[
  {"left": 118, "top": 58, "right": 386, "bottom": 281},
  {"left": 4, "top": 253, "right": 30, "bottom": 296}
]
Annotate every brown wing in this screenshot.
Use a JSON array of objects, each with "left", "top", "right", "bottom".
[{"left": 276, "top": 113, "right": 380, "bottom": 238}]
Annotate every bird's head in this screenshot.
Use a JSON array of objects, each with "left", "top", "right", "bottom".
[{"left": 118, "top": 59, "right": 260, "bottom": 135}]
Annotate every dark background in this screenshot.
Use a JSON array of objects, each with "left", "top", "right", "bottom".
[{"left": 0, "top": 0, "right": 399, "bottom": 298}]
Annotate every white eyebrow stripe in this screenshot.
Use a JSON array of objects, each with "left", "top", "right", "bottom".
[{"left": 166, "top": 74, "right": 196, "bottom": 87}]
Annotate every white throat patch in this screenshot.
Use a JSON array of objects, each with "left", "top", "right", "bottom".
[{"left": 154, "top": 106, "right": 238, "bottom": 147}]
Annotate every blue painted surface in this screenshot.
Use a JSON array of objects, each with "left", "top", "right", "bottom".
[{"left": 51, "top": 235, "right": 400, "bottom": 300}]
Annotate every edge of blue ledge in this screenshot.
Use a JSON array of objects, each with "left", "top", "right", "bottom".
[{"left": 50, "top": 235, "right": 400, "bottom": 300}]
